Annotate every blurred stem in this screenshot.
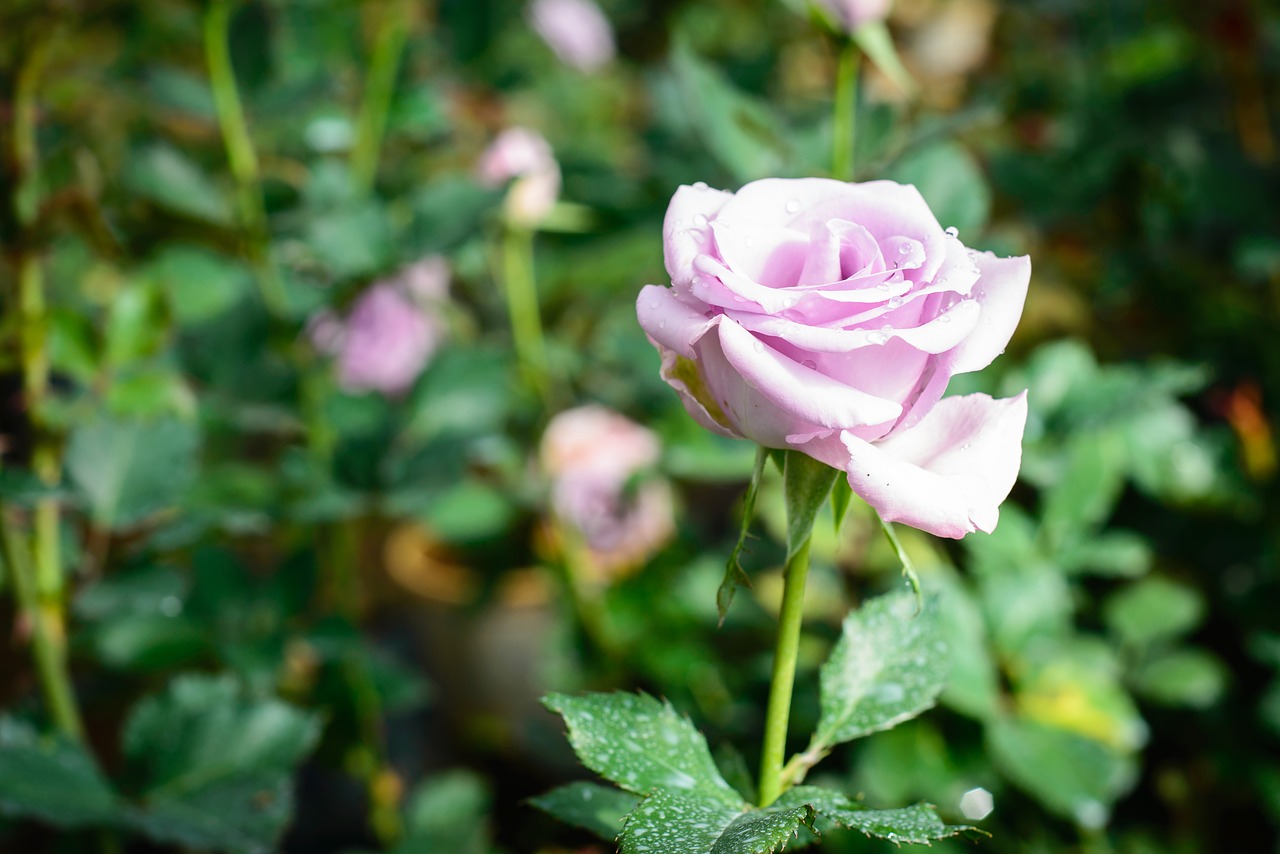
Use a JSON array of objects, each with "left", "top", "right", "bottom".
[
  {"left": 204, "top": 0, "right": 288, "bottom": 317},
  {"left": 757, "top": 535, "right": 812, "bottom": 807},
  {"left": 0, "top": 507, "right": 83, "bottom": 740},
  {"left": 559, "top": 529, "right": 622, "bottom": 666},
  {"left": 12, "top": 39, "right": 66, "bottom": 641},
  {"left": 832, "top": 40, "right": 861, "bottom": 181},
  {"left": 351, "top": 0, "right": 412, "bottom": 195},
  {"left": 500, "top": 226, "right": 555, "bottom": 407}
]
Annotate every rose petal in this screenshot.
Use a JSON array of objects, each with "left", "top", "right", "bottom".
[
  {"left": 663, "top": 183, "right": 735, "bottom": 285},
  {"left": 710, "top": 217, "right": 808, "bottom": 288},
  {"left": 797, "top": 220, "right": 883, "bottom": 286},
  {"left": 636, "top": 284, "right": 717, "bottom": 358},
  {"left": 715, "top": 318, "right": 903, "bottom": 436},
  {"left": 656, "top": 345, "right": 740, "bottom": 438},
  {"left": 804, "top": 392, "right": 1028, "bottom": 538},
  {"left": 948, "top": 252, "right": 1031, "bottom": 375}
]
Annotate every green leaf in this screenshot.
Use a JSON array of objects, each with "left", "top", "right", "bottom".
[
  {"left": 852, "top": 22, "right": 915, "bottom": 96},
  {"left": 65, "top": 416, "right": 199, "bottom": 530},
  {"left": 619, "top": 788, "right": 813, "bottom": 854},
  {"left": 396, "top": 770, "right": 491, "bottom": 854},
  {"left": 886, "top": 140, "right": 991, "bottom": 236},
  {"left": 719, "top": 447, "right": 767, "bottom": 624},
  {"left": 829, "top": 476, "right": 853, "bottom": 536},
  {"left": 1059, "top": 529, "right": 1153, "bottom": 578},
  {"left": 1039, "top": 431, "right": 1128, "bottom": 548},
  {"left": 986, "top": 718, "right": 1136, "bottom": 828},
  {"left": 810, "top": 590, "right": 949, "bottom": 751},
  {"left": 0, "top": 717, "right": 120, "bottom": 828},
  {"left": 670, "top": 42, "right": 790, "bottom": 183},
  {"left": 530, "top": 782, "right": 638, "bottom": 842},
  {"left": 1131, "top": 648, "right": 1226, "bottom": 709},
  {"left": 782, "top": 451, "right": 839, "bottom": 558},
  {"left": 148, "top": 245, "right": 254, "bottom": 325},
  {"left": 123, "top": 674, "right": 322, "bottom": 854},
  {"left": 775, "top": 787, "right": 966, "bottom": 845},
  {"left": 123, "top": 144, "right": 234, "bottom": 224},
  {"left": 543, "top": 692, "right": 740, "bottom": 805},
  {"left": 1104, "top": 576, "right": 1204, "bottom": 647}
]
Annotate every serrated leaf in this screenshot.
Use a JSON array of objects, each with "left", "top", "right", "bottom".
[
  {"left": 544, "top": 693, "right": 740, "bottom": 805},
  {"left": 811, "top": 591, "right": 949, "bottom": 751},
  {"left": 123, "top": 674, "right": 321, "bottom": 854},
  {"left": 531, "top": 782, "right": 638, "bottom": 842},
  {"left": 65, "top": 416, "right": 199, "bottom": 530},
  {"left": 0, "top": 717, "right": 120, "bottom": 828},
  {"left": 776, "top": 787, "right": 966, "bottom": 845},
  {"left": 719, "top": 448, "right": 767, "bottom": 623},
  {"left": 620, "top": 788, "right": 813, "bottom": 854},
  {"left": 782, "top": 451, "right": 839, "bottom": 558}
]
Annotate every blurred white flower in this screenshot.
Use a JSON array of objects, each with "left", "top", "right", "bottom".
[
  {"left": 527, "top": 0, "right": 616, "bottom": 72},
  {"left": 541, "top": 405, "right": 674, "bottom": 578},
  {"left": 477, "top": 127, "right": 562, "bottom": 227},
  {"left": 310, "top": 257, "right": 451, "bottom": 397}
]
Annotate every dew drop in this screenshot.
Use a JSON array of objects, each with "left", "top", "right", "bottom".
[
  {"left": 658, "top": 320, "right": 666, "bottom": 330},
  {"left": 875, "top": 282, "right": 891, "bottom": 292},
  {"left": 898, "top": 242, "right": 911, "bottom": 255},
  {"left": 683, "top": 227, "right": 707, "bottom": 243},
  {"left": 937, "top": 313, "right": 952, "bottom": 324},
  {"left": 887, "top": 296, "right": 903, "bottom": 309},
  {"left": 753, "top": 340, "right": 765, "bottom": 353},
  {"left": 801, "top": 359, "right": 817, "bottom": 370},
  {"left": 944, "top": 226, "right": 959, "bottom": 239},
  {"left": 692, "top": 181, "right": 709, "bottom": 191},
  {"left": 692, "top": 213, "right": 708, "bottom": 227},
  {"left": 785, "top": 198, "right": 801, "bottom": 214},
  {"left": 649, "top": 299, "right": 660, "bottom": 310}
]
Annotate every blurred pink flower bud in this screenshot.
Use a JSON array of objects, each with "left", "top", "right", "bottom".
[
  {"left": 311, "top": 258, "right": 451, "bottom": 397},
  {"left": 528, "top": 0, "right": 616, "bottom": 72},
  {"left": 477, "top": 127, "right": 562, "bottom": 227},
  {"left": 541, "top": 405, "right": 675, "bottom": 577},
  {"left": 814, "top": 0, "right": 892, "bottom": 32}
]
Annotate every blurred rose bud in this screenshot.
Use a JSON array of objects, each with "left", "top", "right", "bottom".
[
  {"left": 477, "top": 127, "right": 562, "bottom": 227},
  {"left": 528, "top": 0, "right": 616, "bottom": 72},
  {"left": 540, "top": 405, "right": 675, "bottom": 579},
  {"left": 812, "top": 0, "right": 892, "bottom": 33},
  {"left": 310, "top": 257, "right": 451, "bottom": 397}
]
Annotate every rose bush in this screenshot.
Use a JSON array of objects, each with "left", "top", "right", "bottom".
[{"left": 636, "top": 178, "right": 1029, "bottom": 538}]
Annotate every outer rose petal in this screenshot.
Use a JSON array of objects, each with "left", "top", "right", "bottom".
[
  {"left": 948, "top": 252, "right": 1031, "bottom": 375},
  {"left": 804, "top": 392, "right": 1028, "bottom": 538},
  {"left": 664, "top": 184, "right": 735, "bottom": 285},
  {"left": 636, "top": 284, "right": 716, "bottom": 358}
]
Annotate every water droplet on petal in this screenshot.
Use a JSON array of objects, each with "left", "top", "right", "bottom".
[
  {"left": 658, "top": 320, "right": 666, "bottom": 330},
  {"left": 887, "top": 296, "right": 903, "bottom": 309},
  {"left": 899, "top": 242, "right": 911, "bottom": 255},
  {"left": 801, "top": 359, "right": 817, "bottom": 370},
  {"left": 753, "top": 340, "right": 765, "bottom": 353},
  {"left": 684, "top": 227, "right": 706, "bottom": 242},
  {"left": 692, "top": 181, "right": 709, "bottom": 191},
  {"left": 875, "top": 282, "right": 891, "bottom": 292},
  {"left": 945, "top": 226, "right": 960, "bottom": 238},
  {"left": 938, "top": 313, "right": 952, "bottom": 324},
  {"left": 785, "top": 198, "right": 801, "bottom": 214},
  {"left": 693, "top": 213, "right": 708, "bottom": 227},
  {"left": 649, "top": 300, "right": 660, "bottom": 309}
]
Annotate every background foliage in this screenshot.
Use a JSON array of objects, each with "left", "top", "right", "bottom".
[{"left": 1, "top": 0, "right": 1278, "bottom": 851}]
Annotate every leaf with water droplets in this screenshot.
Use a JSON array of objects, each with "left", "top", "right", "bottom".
[
  {"left": 774, "top": 787, "right": 971, "bottom": 845},
  {"left": 810, "top": 590, "right": 949, "bottom": 752},
  {"left": 530, "top": 782, "right": 638, "bottom": 842},
  {"left": 620, "top": 788, "right": 814, "bottom": 854},
  {"left": 544, "top": 693, "right": 742, "bottom": 806}
]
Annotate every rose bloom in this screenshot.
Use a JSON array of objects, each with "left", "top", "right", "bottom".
[
  {"left": 311, "top": 258, "right": 450, "bottom": 397},
  {"left": 477, "top": 127, "right": 562, "bottom": 227},
  {"left": 813, "top": 0, "right": 892, "bottom": 32},
  {"left": 636, "top": 178, "right": 1029, "bottom": 538},
  {"left": 541, "top": 405, "right": 675, "bottom": 577},
  {"left": 527, "top": 0, "right": 616, "bottom": 72}
]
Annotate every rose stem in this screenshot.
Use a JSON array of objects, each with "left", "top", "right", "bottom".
[
  {"left": 9, "top": 33, "right": 80, "bottom": 733},
  {"left": 757, "top": 534, "right": 813, "bottom": 806},
  {"left": 351, "top": 0, "right": 412, "bottom": 196},
  {"left": 204, "top": 0, "right": 289, "bottom": 318},
  {"left": 501, "top": 224, "right": 556, "bottom": 407},
  {"left": 832, "top": 39, "right": 861, "bottom": 181}
]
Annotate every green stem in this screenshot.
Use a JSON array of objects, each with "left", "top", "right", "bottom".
[
  {"left": 832, "top": 40, "right": 861, "bottom": 181},
  {"left": 204, "top": 0, "right": 288, "bottom": 316},
  {"left": 757, "top": 535, "right": 813, "bottom": 807},
  {"left": 351, "top": 0, "right": 411, "bottom": 195},
  {"left": 500, "top": 226, "right": 554, "bottom": 406},
  {"left": 0, "top": 507, "right": 83, "bottom": 739}
]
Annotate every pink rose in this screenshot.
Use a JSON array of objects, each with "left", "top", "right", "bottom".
[
  {"left": 636, "top": 178, "right": 1029, "bottom": 538},
  {"left": 311, "top": 258, "right": 451, "bottom": 397},
  {"left": 527, "top": 0, "right": 616, "bottom": 72},
  {"left": 814, "top": 0, "right": 892, "bottom": 32},
  {"left": 541, "top": 405, "right": 674, "bottom": 576},
  {"left": 477, "top": 127, "right": 562, "bottom": 227}
]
